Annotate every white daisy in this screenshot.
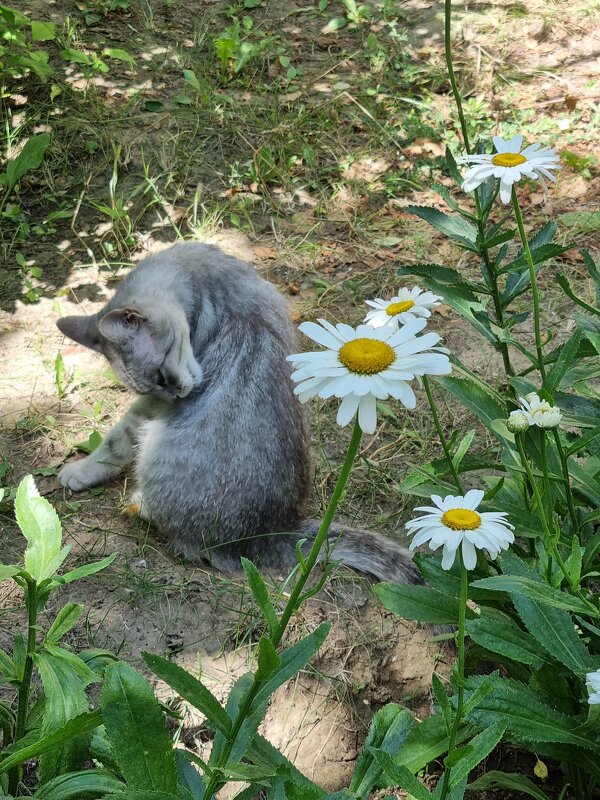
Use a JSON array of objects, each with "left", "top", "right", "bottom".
[
  {"left": 287, "top": 318, "right": 452, "bottom": 434},
  {"left": 586, "top": 669, "right": 600, "bottom": 705},
  {"left": 458, "top": 134, "right": 560, "bottom": 204},
  {"left": 406, "top": 489, "right": 514, "bottom": 570},
  {"left": 364, "top": 287, "right": 443, "bottom": 328},
  {"left": 518, "top": 393, "right": 562, "bottom": 429}
]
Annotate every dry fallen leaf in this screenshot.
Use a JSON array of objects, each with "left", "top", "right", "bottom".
[
  {"left": 433, "top": 304, "right": 453, "bottom": 318},
  {"left": 253, "top": 244, "right": 277, "bottom": 260}
]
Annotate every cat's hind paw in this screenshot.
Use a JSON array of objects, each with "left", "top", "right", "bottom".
[{"left": 123, "top": 489, "right": 152, "bottom": 522}]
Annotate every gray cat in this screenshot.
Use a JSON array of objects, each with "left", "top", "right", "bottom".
[{"left": 57, "top": 243, "right": 419, "bottom": 583}]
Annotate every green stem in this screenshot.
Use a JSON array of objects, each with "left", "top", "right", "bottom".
[
  {"left": 423, "top": 376, "right": 464, "bottom": 493},
  {"left": 551, "top": 428, "right": 578, "bottom": 534},
  {"left": 444, "top": 0, "right": 471, "bottom": 154},
  {"left": 515, "top": 435, "right": 597, "bottom": 613},
  {"left": 444, "top": 0, "right": 515, "bottom": 388},
  {"left": 439, "top": 554, "right": 468, "bottom": 800},
  {"left": 8, "top": 580, "right": 38, "bottom": 796},
  {"left": 203, "top": 421, "right": 363, "bottom": 799},
  {"left": 538, "top": 431, "right": 555, "bottom": 582},
  {"left": 511, "top": 188, "right": 547, "bottom": 386}
]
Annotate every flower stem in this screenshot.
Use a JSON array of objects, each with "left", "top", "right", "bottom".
[
  {"left": 423, "top": 376, "right": 464, "bottom": 493},
  {"left": 444, "top": 0, "right": 515, "bottom": 388},
  {"left": 444, "top": 0, "right": 471, "bottom": 154},
  {"left": 439, "top": 553, "right": 468, "bottom": 800},
  {"left": 516, "top": 435, "right": 597, "bottom": 613},
  {"left": 551, "top": 428, "right": 578, "bottom": 534},
  {"left": 511, "top": 188, "right": 547, "bottom": 386},
  {"left": 8, "top": 579, "right": 38, "bottom": 796},
  {"left": 202, "top": 421, "right": 363, "bottom": 799}
]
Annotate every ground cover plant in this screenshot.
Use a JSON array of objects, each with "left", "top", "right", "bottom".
[{"left": 1, "top": 0, "right": 600, "bottom": 797}]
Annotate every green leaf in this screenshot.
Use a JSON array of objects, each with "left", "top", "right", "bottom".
[
  {"left": 449, "top": 722, "right": 506, "bottom": 788},
  {"left": 103, "top": 47, "right": 135, "bottom": 65},
  {"left": 370, "top": 748, "right": 431, "bottom": 800},
  {"left": 471, "top": 574, "right": 600, "bottom": 617},
  {"left": 33, "top": 652, "right": 92, "bottom": 782},
  {"left": 31, "top": 20, "right": 56, "bottom": 41},
  {"left": 396, "top": 263, "right": 486, "bottom": 295},
  {"left": 463, "top": 674, "right": 599, "bottom": 751},
  {"left": 350, "top": 705, "right": 414, "bottom": 796},
  {"left": 241, "top": 558, "right": 278, "bottom": 638},
  {"left": 255, "top": 636, "right": 280, "bottom": 681},
  {"left": 404, "top": 205, "right": 479, "bottom": 250},
  {"left": 5, "top": 134, "right": 51, "bottom": 189},
  {"left": 59, "top": 48, "right": 91, "bottom": 65},
  {"left": 437, "top": 377, "right": 507, "bottom": 441},
  {"left": 0, "top": 647, "right": 16, "bottom": 681},
  {"left": 176, "top": 750, "right": 205, "bottom": 799},
  {"left": 0, "top": 564, "right": 19, "bottom": 581},
  {"left": 15, "top": 474, "right": 69, "bottom": 582},
  {"left": 466, "top": 770, "right": 552, "bottom": 800},
  {"left": 498, "top": 552, "right": 594, "bottom": 674},
  {"left": 452, "top": 430, "right": 475, "bottom": 471},
  {"left": 0, "top": 710, "right": 103, "bottom": 775},
  {"left": 32, "top": 769, "right": 125, "bottom": 798},
  {"left": 248, "top": 733, "right": 324, "bottom": 791},
  {"left": 101, "top": 662, "right": 179, "bottom": 793},
  {"left": 322, "top": 17, "right": 346, "bottom": 32},
  {"left": 59, "top": 553, "right": 116, "bottom": 584},
  {"left": 465, "top": 610, "right": 547, "bottom": 669},
  {"left": 431, "top": 674, "right": 451, "bottom": 732},
  {"left": 252, "top": 622, "right": 330, "bottom": 708},
  {"left": 42, "top": 644, "right": 99, "bottom": 684},
  {"left": 182, "top": 68, "right": 200, "bottom": 90},
  {"left": 45, "top": 603, "right": 84, "bottom": 644},
  {"left": 375, "top": 582, "right": 463, "bottom": 625},
  {"left": 445, "top": 146, "right": 463, "bottom": 186},
  {"left": 546, "top": 328, "right": 584, "bottom": 391},
  {"left": 499, "top": 243, "right": 572, "bottom": 275},
  {"left": 142, "top": 651, "right": 232, "bottom": 736},
  {"left": 103, "top": 793, "right": 181, "bottom": 799},
  {"left": 396, "top": 713, "right": 475, "bottom": 773},
  {"left": 557, "top": 272, "right": 600, "bottom": 319}
]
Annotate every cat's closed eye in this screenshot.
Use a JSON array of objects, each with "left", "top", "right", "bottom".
[{"left": 155, "top": 371, "right": 168, "bottom": 388}]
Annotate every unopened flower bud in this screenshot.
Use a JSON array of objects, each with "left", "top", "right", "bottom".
[
  {"left": 507, "top": 409, "right": 530, "bottom": 433},
  {"left": 534, "top": 759, "right": 548, "bottom": 780}
]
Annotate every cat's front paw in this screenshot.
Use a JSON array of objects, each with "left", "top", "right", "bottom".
[{"left": 59, "top": 459, "right": 109, "bottom": 491}]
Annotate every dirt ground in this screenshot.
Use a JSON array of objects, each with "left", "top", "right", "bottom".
[{"left": 1, "top": 0, "right": 600, "bottom": 794}]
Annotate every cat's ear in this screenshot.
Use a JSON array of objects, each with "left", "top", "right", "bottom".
[
  {"left": 98, "top": 307, "right": 147, "bottom": 345},
  {"left": 57, "top": 315, "right": 102, "bottom": 352}
]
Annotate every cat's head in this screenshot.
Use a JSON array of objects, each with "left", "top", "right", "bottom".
[{"left": 57, "top": 307, "right": 200, "bottom": 400}]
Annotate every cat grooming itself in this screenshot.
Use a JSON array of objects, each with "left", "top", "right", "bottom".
[{"left": 57, "top": 243, "right": 419, "bottom": 584}]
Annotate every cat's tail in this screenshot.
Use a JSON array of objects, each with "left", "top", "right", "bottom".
[{"left": 296, "top": 519, "right": 422, "bottom": 585}]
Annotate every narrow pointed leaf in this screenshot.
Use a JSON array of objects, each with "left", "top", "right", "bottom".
[
  {"left": 32, "top": 769, "right": 125, "bottom": 798},
  {"left": 370, "top": 748, "right": 431, "bottom": 799},
  {"left": 142, "top": 652, "right": 231, "bottom": 736},
  {"left": 0, "top": 710, "right": 103, "bottom": 774},
  {"left": 241, "top": 558, "right": 279, "bottom": 638}
]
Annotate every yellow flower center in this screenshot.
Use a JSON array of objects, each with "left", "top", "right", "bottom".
[
  {"left": 491, "top": 152, "right": 527, "bottom": 168},
  {"left": 338, "top": 338, "right": 396, "bottom": 375},
  {"left": 441, "top": 508, "right": 481, "bottom": 531},
  {"left": 387, "top": 299, "right": 415, "bottom": 316}
]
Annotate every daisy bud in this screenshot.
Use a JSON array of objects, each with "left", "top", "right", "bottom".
[{"left": 507, "top": 409, "right": 531, "bottom": 433}]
